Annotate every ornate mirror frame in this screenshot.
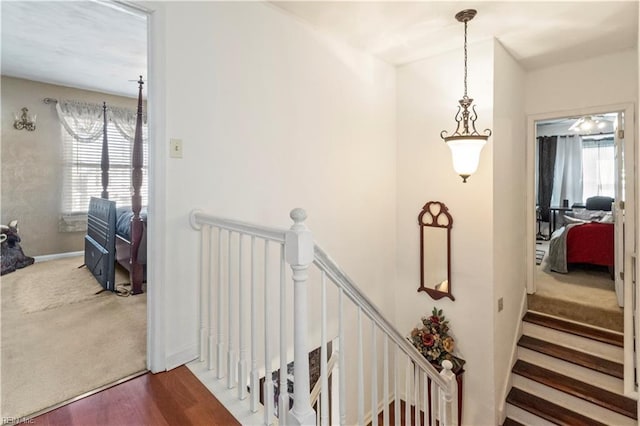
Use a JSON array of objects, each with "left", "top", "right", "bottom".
[{"left": 418, "top": 201, "right": 454, "bottom": 301}]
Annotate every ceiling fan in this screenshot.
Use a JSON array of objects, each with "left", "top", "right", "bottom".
[{"left": 568, "top": 115, "right": 611, "bottom": 133}]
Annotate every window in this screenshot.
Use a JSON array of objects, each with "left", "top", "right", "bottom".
[
  {"left": 582, "top": 137, "right": 614, "bottom": 199},
  {"left": 62, "top": 118, "right": 148, "bottom": 215}
]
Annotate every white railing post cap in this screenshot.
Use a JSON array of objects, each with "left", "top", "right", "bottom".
[
  {"left": 286, "top": 208, "right": 314, "bottom": 266},
  {"left": 290, "top": 208, "right": 307, "bottom": 227},
  {"left": 190, "top": 209, "right": 204, "bottom": 230}
]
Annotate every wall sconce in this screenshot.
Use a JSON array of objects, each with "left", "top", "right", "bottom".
[
  {"left": 440, "top": 9, "right": 491, "bottom": 183},
  {"left": 14, "top": 107, "right": 37, "bottom": 131}
]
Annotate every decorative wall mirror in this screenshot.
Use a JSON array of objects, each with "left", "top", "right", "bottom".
[{"left": 418, "top": 201, "right": 453, "bottom": 300}]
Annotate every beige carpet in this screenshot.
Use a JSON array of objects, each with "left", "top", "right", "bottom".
[
  {"left": 529, "top": 241, "right": 622, "bottom": 332},
  {"left": 1, "top": 256, "right": 146, "bottom": 419}
]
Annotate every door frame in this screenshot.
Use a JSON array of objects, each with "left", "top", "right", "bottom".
[
  {"left": 525, "top": 102, "right": 636, "bottom": 397},
  {"left": 145, "top": 1, "right": 168, "bottom": 373},
  {"left": 116, "top": 0, "right": 167, "bottom": 373}
]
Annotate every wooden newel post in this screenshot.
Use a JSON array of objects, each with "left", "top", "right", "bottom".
[
  {"left": 130, "top": 76, "right": 145, "bottom": 295},
  {"left": 285, "top": 208, "right": 317, "bottom": 426},
  {"left": 439, "top": 360, "right": 458, "bottom": 426},
  {"left": 101, "top": 102, "right": 109, "bottom": 200}
]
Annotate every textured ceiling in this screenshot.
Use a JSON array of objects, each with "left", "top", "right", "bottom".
[
  {"left": 1, "top": 1, "right": 147, "bottom": 98},
  {"left": 1, "top": 1, "right": 637, "bottom": 97},
  {"left": 270, "top": 1, "right": 638, "bottom": 68}
]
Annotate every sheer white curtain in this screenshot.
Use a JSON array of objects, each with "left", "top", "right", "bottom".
[
  {"left": 109, "top": 105, "right": 147, "bottom": 142},
  {"left": 56, "top": 100, "right": 145, "bottom": 142},
  {"left": 582, "top": 138, "right": 615, "bottom": 198},
  {"left": 56, "top": 100, "right": 104, "bottom": 142},
  {"left": 551, "top": 134, "right": 583, "bottom": 207}
]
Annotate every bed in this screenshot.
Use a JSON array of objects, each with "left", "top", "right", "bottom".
[
  {"left": 84, "top": 77, "right": 146, "bottom": 295},
  {"left": 548, "top": 221, "right": 614, "bottom": 274}
]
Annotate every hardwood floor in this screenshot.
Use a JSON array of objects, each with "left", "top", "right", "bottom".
[{"left": 33, "top": 366, "right": 239, "bottom": 426}]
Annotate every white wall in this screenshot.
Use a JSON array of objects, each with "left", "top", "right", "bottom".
[
  {"left": 491, "top": 41, "right": 526, "bottom": 421},
  {"left": 152, "top": 0, "right": 397, "bottom": 375},
  {"left": 525, "top": 49, "right": 638, "bottom": 115},
  {"left": 396, "top": 40, "right": 497, "bottom": 424}
]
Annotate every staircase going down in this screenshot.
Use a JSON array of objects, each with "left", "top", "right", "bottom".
[{"left": 504, "top": 310, "right": 636, "bottom": 426}]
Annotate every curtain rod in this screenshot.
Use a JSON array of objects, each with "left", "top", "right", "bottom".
[
  {"left": 43, "top": 97, "right": 58, "bottom": 104},
  {"left": 539, "top": 132, "right": 614, "bottom": 138}
]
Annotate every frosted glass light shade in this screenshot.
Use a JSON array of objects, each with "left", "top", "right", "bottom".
[{"left": 446, "top": 137, "right": 486, "bottom": 182}]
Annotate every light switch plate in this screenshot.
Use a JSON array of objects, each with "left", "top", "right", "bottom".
[{"left": 170, "top": 138, "right": 183, "bottom": 158}]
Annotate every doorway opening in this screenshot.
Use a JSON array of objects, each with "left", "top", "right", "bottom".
[
  {"left": 0, "top": 0, "right": 152, "bottom": 420},
  {"left": 526, "top": 103, "right": 636, "bottom": 395},
  {"left": 531, "top": 112, "right": 621, "bottom": 331}
]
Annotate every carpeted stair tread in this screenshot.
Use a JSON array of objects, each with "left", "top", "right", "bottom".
[
  {"left": 512, "top": 360, "right": 636, "bottom": 419},
  {"left": 518, "top": 335, "right": 623, "bottom": 378},
  {"left": 502, "top": 417, "right": 525, "bottom": 426},
  {"left": 523, "top": 311, "right": 623, "bottom": 347},
  {"left": 506, "top": 387, "right": 607, "bottom": 426}
]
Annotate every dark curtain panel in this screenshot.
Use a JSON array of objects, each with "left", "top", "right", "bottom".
[{"left": 537, "top": 136, "right": 557, "bottom": 222}]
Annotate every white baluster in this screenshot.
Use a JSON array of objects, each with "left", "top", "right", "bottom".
[
  {"left": 413, "top": 365, "right": 419, "bottom": 426},
  {"left": 208, "top": 228, "right": 216, "bottom": 370},
  {"left": 217, "top": 229, "right": 224, "bottom": 379},
  {"left": 404, "top": 358, "right": 410, "bottom": 426},
  {"left": 250, "top": 236, "right": 259, "bottom": 412},
  {"left": 320, "top": 271, "right": 329, "bottom": 426},
  {"left": 394, "top": 347, "right": 399, "bottom": 426},
  {"left": 422, "top": 372, "right": 427, "bottom": 426},
  {"left": 430, "top": 375, "right": 437, "bottom": 426},
  {"left": 264, "top": 241, "right": 274, "bottom": 425},
  {"left": 237, "top": 234, "right": 247, "bottom": 400},
  {"left": 331, "top": 360, "right": 340, "bottom": 425},
  {"left": 358, "top": 307, "right": 364, "bottom": 426},
  {"left": 284, "top": 208, "right": 316, "bottom": 426},
  {"left": 227, "top": 232, "right": 235, "bottom": 389},
  {"left": 383, "top": 336, "right": 389, "bottom": 426},
  {"left": 339, "top": 289, "right": 346, "bottom": 426},
  {"left": 371, "top": 323, "right": 378, "bottom": 426},
  {"left": 278, "top": 245, "right": 288, "bottom": 423},
  {"left": 199, "top": 224, "right": 209, "bottom": 362}
]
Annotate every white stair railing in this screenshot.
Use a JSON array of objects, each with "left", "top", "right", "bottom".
[{"left": 190, "top": 208, "right": 458, "bottom": 426}]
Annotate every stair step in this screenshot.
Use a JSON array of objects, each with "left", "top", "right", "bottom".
[
  {"left": 523, "top": 311, "right": 623, "bottom": 347},
  {"left": 512, "top": 360, "right": 636, "bottom": 420},
  {"left": 518, "top": 335, "right": 623, "bottom": 379},
  {"left": 502, "top": 417, "right": 525, "bottom": 426},
  {"left": 505, "top": 403, "right": 558, "bottom": 426},
  {"left": 517, "top": 347, "right": 623, "bottom": 395},
  {"left": 522, "top": 322, "right": 623, "bottom": 362},
  {"left": 506, "top": 387, "right": 607, "bottom": 426}
]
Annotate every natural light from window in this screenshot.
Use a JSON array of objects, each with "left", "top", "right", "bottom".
[
  {"left": 62, "top": 121, "right": 148, "bottom": 215},
  {"left": 582, "top": 137, "right": 614, "bottom": 199}
]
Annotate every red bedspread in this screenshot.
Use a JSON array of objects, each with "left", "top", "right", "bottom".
[{"left": 566, "top": 222, "right": 614, "bottom": 267}]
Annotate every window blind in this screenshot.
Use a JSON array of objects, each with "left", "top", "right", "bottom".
[{"left": 62, "top": 119, "right": 148, "bottom": 214}]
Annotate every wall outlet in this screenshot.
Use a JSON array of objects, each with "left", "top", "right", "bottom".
[
  {"left": 498, "top": 297, "right": 504, "bottom": 312},
  {"left": 170, "top": 138, "right": 183, "bottom": 158}
]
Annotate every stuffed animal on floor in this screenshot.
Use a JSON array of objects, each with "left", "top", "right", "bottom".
[{"left": 1, "top": 220, "right": 35, "bottom": 275}]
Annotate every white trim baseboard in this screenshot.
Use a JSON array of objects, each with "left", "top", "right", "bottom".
[
  {"left": 498, "top": 289, "right": 527, "bottom": 424},
  {"left": 166, "top": 344, "right": 198, "bottom": 371},
  {"left": 33, "top": 250, "right": 83, "bottom": 263}
]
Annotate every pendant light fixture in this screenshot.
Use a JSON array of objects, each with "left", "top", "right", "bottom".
[{"left": 440, "top": 9, "right": 491, "bottom": 183}]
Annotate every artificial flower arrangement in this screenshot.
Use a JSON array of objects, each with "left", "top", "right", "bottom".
[{"left": 408, "top": 307, "right": 465, "bottom": 373}]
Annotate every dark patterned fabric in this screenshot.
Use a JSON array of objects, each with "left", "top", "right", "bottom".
[{"left": 537, "top": 136, "right": 557, "bottom": 222}]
